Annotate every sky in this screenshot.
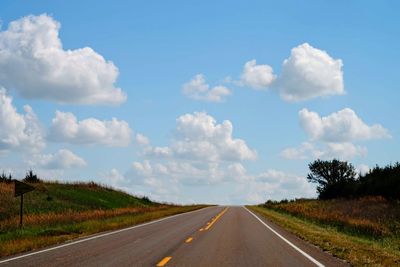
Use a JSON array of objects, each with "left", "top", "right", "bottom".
[{"left": 0, "top": 1, "right": 399, "bottom": 204}]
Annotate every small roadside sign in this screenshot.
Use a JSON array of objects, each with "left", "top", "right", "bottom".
[
  {"left": 14, "top": 180, "right": 35, "bottom": 227},
  {"left": 14, "top": 180, "right": 35, "bottom": 197}
]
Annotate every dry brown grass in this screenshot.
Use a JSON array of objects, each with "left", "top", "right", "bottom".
[
  {"left": 0, "top": 205, "right": 169, "bottom": 230},
  {"left": 264, "top": 197, "right": 400, "bottom": 237},
  {"left": 0, "top": 183, "right": 14, "bottom": 219}
]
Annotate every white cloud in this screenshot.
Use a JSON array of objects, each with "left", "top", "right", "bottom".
[
  {"left": 324, "top": 142, "right": 367, "bottom": 159},
  {"left": 280, "top": 142, "right": 316, "bottom": 160},
  {"left": 28, "top": 149, "right": 86, "bottom": 169},
  {"left": 277, "top": 43, "right": 344, "bottom": 102},
  {"left": 357, "top": 164, "right": 370, "bottom": 176},
  {"left": 299, "top": 108, "right": 390, "bottom": 142},
  {"left": 99, "top": 168, "right": 130, "bottom": 190},
  {"left": 240, "top": 59, "right": 276, "bottom": 89},
  {"left": 182, "top": 74, "right": 231, "bottom": 102},
  {"left": 282, "top": 108, "right": 389, "bottom": 161},
  {"left": 128, "top": 160, "right": 226, "bottom": 186},
  {"left": 227, "top": 163, "right": 251, "bottom": 183},
  {"left": 0, "top": 88, "right": 44, "bottom": 153},
  {"left": 281, "top": 142, "right": 367, "bottom": 160},
  {"left": 148, "top": 112, "right": 257, "bottom": 162},
  {"left": 122, "top": 159, "right": 315, "bottom": 204},
  {"left": 108, "top": 112, "right": 258, "bottom": 201},
  {"left": 135, "top": 133, "right": 150, "bottom": 146},
  {"left": 48, "top": 111, "right": 132, "bottom": 147},
  {"left": 0, "top": 14, "right": 126, "bottom": 105},
  {"left": 231, "top": 169, "right": 316, "bottom": 204},
  {"left": 124, "top": 160, "right": 180, "bottom": 201},
  {"left": 102, "top": 111, "right": 321, "bottom": 204}
]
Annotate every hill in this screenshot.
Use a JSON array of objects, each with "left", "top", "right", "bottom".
[
  {"left": 1, "top": 181, "right": 154, "bottom": 222},
  {"left": 0, "top": 181, "right": 206, "bottom": 257}
]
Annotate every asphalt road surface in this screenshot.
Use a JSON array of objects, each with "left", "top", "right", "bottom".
[{"left": 0, "top": 206, "right": 348, "bottom": 267}]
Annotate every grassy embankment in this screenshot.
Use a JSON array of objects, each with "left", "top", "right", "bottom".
[
  {"left": 0, "top": 181, "right": 207, "bottom": 257},
  {"left": 249, "top": 197, "right": 400, "bottom": 266}
]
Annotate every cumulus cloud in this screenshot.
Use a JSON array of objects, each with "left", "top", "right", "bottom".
[
  {"left": 135, "top": 133, "right": 150, "bottom": 146},
  {"left": 105, "top": 112, "right": 258, "bottom": 200},
  {"left": 117, "top": 158, "right": 314, "bottom": 204},
  {"left": 48, "top": 111, "right": 132, "bottom": 146},
  {"left": 282, "top": 108, "right": 389, "bottom": 161},
  {"left": 147, "top": 112, "right": 257, "bottom": 162},
  {"left": 299, "top": 108, "right": 390, "bottom": 142},
  {"left": 277, "top": 43, "right": 344, "bottom": 102},
  {"left": 99, "top": 168, "right": 130, "bottom": 190},
  {"left": 240, "top": 60, "right": 276, "bottom": 89},
  {"left": 28, "top": 149, "right": 86, "bottom": 169},
  {"left": 124, "top": 160, "right": 180, "bottom": 201},
  {"left": 0, "top": 14, "right": 126, "bottom": 105},
  {"left": 182, "top": 74, "right": 231, "bottom": 102},
  {"left": 233, "top": 43, "right": 344, "bottom": 102},
  {"left": 0, "top": 88, "right": 44, "bottom": 153},
  {"left": 100, "top": 112, "right": 318, "bottom": 203},
  {"left": 281, "top": 142, "right": 367, "bottom": 161},
  {"left": 231, "top": 169, "right": 316, "bottom": 203},
  {"left": 280, "top": 142, "right": 315, "bottom": 160}
]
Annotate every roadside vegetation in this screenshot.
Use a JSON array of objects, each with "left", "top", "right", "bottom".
[
  {"left": 251, "top": 159, "right": 400, "bottom": 266},
  {"left": 0, "top": 173, "right": 207, "bottom": 257},
  {"left": 307, "top": 160, "right": 400, "bottom": 200}
]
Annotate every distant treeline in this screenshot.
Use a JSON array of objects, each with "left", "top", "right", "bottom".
[
  {"left": 0, "top": 169, "right": 42, "bottom": 184},
  {"left": 307, "top": 159, "right": 400, "bottom": 200}
]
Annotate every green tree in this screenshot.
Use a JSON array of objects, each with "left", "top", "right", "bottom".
[{"left": 307, "top": 159, "right": 357, "bottom": 199}]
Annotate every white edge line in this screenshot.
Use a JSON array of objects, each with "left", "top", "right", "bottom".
[
  {"left": 0, "top": 206, "right": 213, "bottom": 264},
  {"left": 244, "top": 206, "right": 325, "bottom": 267}
]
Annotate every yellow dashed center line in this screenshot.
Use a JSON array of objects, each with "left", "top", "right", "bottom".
[
  {"left": 204, "top": 207, "right": 228, "bottom": 231},
  {"left": 156, "top": 256, "right": 172, "bottom": 266},
  {"left": 155, "top": 207, "right": 228, "bottom": 266}
]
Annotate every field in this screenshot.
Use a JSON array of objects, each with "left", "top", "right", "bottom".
[
  {"left": 249, "top": 197, "right": 400, "bottom": 266},
  {"left": 0, "top": 181, "right": 206, "bottom": 257}
]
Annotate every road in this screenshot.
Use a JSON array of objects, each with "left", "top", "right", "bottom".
[{"left": 0, "top": 206, "right": 347, "bottom": 267}]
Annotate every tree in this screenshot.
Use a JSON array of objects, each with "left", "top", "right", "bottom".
[
  {"left": 357, "top": 162, "right": 400, "bottom": 199},
  {"left": 307, "top": 159, "right": 357, "bottom": 199}
]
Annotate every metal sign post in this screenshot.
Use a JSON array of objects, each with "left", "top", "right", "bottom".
[{"left": 14, "top": 180, "right": 35, "bottom": 227}]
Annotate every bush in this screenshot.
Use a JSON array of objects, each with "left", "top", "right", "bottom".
[
  {"left": 23, "top": 170, "right": 42, "bottom": 183},
  {"left": 0, "top": 172, "right": 13, "bottom": 183}
]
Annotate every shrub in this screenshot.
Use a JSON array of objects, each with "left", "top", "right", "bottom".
[
  {"left": 0, "top": 172, "right": 13, "bottom": 183},
  {"left": 23, "top": 170, "right": 42, "bottom": 183}
]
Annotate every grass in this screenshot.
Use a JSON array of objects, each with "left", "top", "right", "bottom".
[
  {"left": 249, "top": 198, "right": 400, "bottom": 266},
  {"left": 1, "top": 181, "right": 154, "bottom": 220},
  {"left": 0, "top": 181, "right": 207, "bottom": 257},
  {"left": 262, "top": 197, "right": 400, "bottom": 238}
]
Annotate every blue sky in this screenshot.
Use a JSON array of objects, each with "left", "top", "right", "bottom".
[{"left": 0, "top": 1, "right": 399, "bottom": 204}]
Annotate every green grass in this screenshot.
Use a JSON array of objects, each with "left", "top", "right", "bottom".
[
  {"left": 249, "top": 205, "right": 400, "bottom": 266},
  {"left": 0, "top": 181, "right": 207, "bottom": 257},
  {"left": 1, "top": 181, "right": 154, "bottom": 220}
]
